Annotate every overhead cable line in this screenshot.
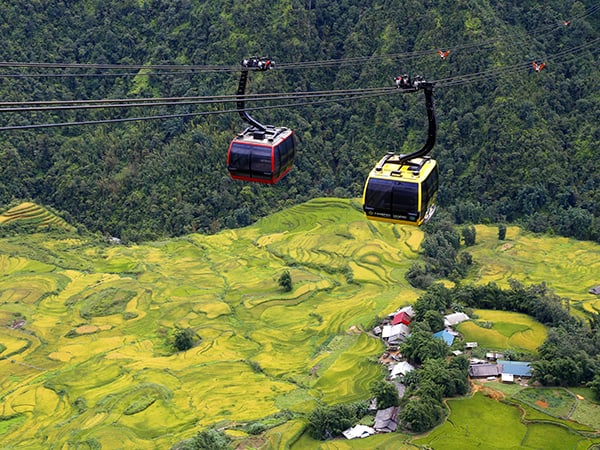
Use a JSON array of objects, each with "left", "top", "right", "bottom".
[
  {"left": 2, "top": 35, "right": 595, "bottom": 113},
  {"left": 1, "top": 36, "right": 597, "bottom": 131},
  {"left": 0, "top": 90, "right": 399, "bottom": 132},
  {"left": 0, "top": 87, "right": 395, "bottom": 112}
]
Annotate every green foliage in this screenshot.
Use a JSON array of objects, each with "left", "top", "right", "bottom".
[
  {"left": 239, "top": 410, "right": 295, "bottom": 435},
  {"left": 399, "top": 396, "right": 445, "bottom": 433},
  {"left": 173, "top": 328, "right": 198, "bottom": 352},
  {"left": 177, "top": 429, "right": 232, "bottom": 450},
  {"left": 407, "top": 217, "right": 470, "bottom": 287},
  {"left": 400, "top": 329, "right": 449, "bottom": 365},
  {"left": 307, "top": 402, "right": 368, "bottom": 440},
  {"left": 422, "top": 309, "right": 445, "bottom": 332},
  {"left": 369, "top": 380, "right": 400, "bottom": 409},
  {"left": 413, "top": 283, "right": 452, "bottom": 321},
  {"left": 278, "top": 270, "right": 292, "bottom": 292},
  {"left": 405, "top": 263, "right": 435, "bottom": 290},
  {"left": 247, "top": 360, "right": 264, "bottom": 374},
  {"left": 123, "top": 396, "right": 156, "bottom": 415},
  {"left": 498, "top": 223, "right": 507, "bottom": 240},
  {"left": 588, "top": 374, "right": 600, "bottom": 401},
  {"left": 461, "top": 225, "right": 477, "bottom": 246}
]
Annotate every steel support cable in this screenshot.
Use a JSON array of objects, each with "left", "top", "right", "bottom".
[
  {"left": 0, "top": 90, "right": 401, "bottom": 131},
  {"left": 1, "top": 36, "right": 596, "bottom": 115},
  {"left": 1, "top": 35, "right": 596, "bottom": 116},
  {"left": 0, "top": 87, "right": 395, "bottom": 112}
]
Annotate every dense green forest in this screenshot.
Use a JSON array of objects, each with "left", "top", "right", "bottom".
[{"left": 0, "top": 0, "right": 598, "bottom": 242}]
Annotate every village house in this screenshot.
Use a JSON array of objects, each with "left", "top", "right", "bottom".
[
  {"left": 444, "top": 312, "right": 470, "bottom": 327},
  {"left": 381, "top": 323, "right": 410, "bottom": 345},
  {"left": 374, "top": 406, "right": 399, "bottom": 433},
  {"left": 391, "top": 311, "right": 412, "bottom": 326},
  {"left": 433, "top": 329, "right": 455, "bottom": 346},
  {"left": 497, "top": 360, "right": 532, "bottom": 382},
  {"left": 486, "top": 351, "right": 505, "bottom": 361},
  {"left": 389, "top": 361, "right": 415, "bottom": 380},
  {"left": 342, "top": 424, "right": 375, "bottom": 440},
  {"left": 468, "top": 363, "right": 503, "bottom": 378}
]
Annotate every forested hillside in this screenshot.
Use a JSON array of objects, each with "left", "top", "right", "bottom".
[{"left": 0, "top": 0, "right": 598, "bottom": 242}]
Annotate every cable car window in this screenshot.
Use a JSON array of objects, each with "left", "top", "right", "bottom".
[
  {"left": 274, "top": 144, "right": 282, "bottom": 176},
  {"left": 229, "top": 143, "right": 252, "bottom": 171},
  {"left": 365, "top": 179, "right": 392, "bottom": 210},
  {"left": 278, "top": 141, "right": 287, "bottom": 168},
  {"left": 420, "top": 165, "right": 439, "bottom": 208},
  {"left": 392, "top": 182, "right": 419, "bottom": 212},
  {"left": 279, "top": 137, "right": 292, "bottom": 169},
  {"left": 250, "top": 147, "right": 272, "bottom": 173}
]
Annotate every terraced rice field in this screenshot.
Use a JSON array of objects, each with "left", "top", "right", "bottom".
[
  {"left": 1, "top": 200, "right": 600, "bottom": 448},
  {"left": 0, "top": 199, "right": 422, "bottom": 448},
  {"left": 414, "top": 392, "right": 600, "bottom": 450},
  {"left": 466, "top": 225, "right": 600, "bottom": 317},
  {"left": 0, "top": 202, "right": 75, "bottom": 231}
]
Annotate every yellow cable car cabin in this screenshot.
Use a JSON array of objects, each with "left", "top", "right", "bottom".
[{"left": 362, "top": 153, "right": 439, "bottom": 226}]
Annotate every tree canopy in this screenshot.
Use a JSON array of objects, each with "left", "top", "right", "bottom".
[{"left": 0, "top": 1, "right": 598, "bottom": 242}]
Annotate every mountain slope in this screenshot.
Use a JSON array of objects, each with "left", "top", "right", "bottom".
[{"left": 0, "top": 0, "right": 598, "bottom": 241}]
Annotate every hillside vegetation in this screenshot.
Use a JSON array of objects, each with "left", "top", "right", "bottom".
[
  {"left": 0, "top": 0, "right": 598, "bottom": 241},
  {"left": 1, "top": 199, "right": 600, "bottom": 448}
]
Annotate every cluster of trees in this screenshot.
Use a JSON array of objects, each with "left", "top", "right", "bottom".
[
  {"left": 400, "top": 356, "right": 469, "bottom": 432},
  {"left": 277, "top": 270, "right": 292, "bottom": 292},
  {"left": 0, "top": 1, "right": 598, "bottom": 242},
  {"left": 173, "top": 428, "right": 231, "bottom": 450},
  {"left": 405, "top": 215, "right": 475, "bottom": 289},
  {"left": 307, "top": 401, "right": 369, "bottom": 440},
  {"left": 172, "top": 327, "right": 200, "bottom": 352},
  {"left": 533, "top": 315, "right": 600, "bottom": 389}
]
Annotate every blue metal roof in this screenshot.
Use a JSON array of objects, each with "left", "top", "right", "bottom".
[
  {"left": 498, "top": 360, "right": 532, "bottom": 377},
  {"left": 433, "top": 330, "right": 455, "bottom": 346}
]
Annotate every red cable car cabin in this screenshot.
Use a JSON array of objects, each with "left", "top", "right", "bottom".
[{"left": 227, "top": 127, "right": 296, "bottom": 184}]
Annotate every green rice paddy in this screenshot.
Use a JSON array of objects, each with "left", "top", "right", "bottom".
[
  {"left": 1, "top": 199, "right": 600, "bottom": 448},
  {"left": 456, "top": 309, "right": 547, "bottom": 352},
  {"left": 414, "top": 392, "right": 600, "bottom": 450}
]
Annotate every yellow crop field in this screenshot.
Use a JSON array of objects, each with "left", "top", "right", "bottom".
[
  {"left": 468, "top": 225, "right": 600, "bottom": 311},
  {"left": 1, "top": 200, "right": 600, "bottom": 448}
]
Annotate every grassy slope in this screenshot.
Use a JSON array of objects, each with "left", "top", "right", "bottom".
[{"left": 1, "top": 200, "right": 600, "bottom": 449}]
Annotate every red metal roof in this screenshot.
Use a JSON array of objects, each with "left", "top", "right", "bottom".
[{"left": 391, "top": 311, "right": 411, "bottom": 325}]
